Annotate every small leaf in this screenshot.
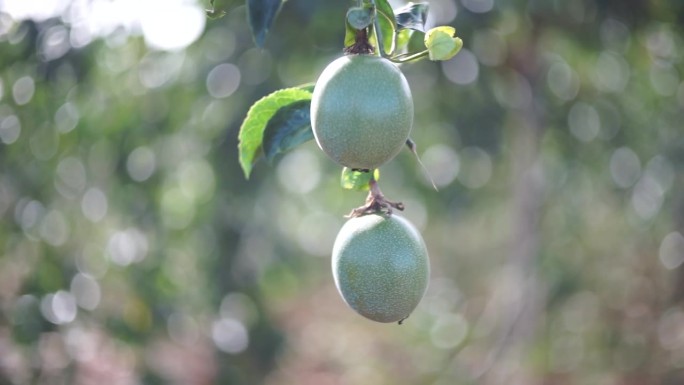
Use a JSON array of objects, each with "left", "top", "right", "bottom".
[
  {"left": 239, "top": 87, "right": 313, "bottom": 178},
  {"left": 374, "top": 0, "right": 396, "bottom": 54},
  {"left": 347, "top": 6, "right": 373, "bottom": 30},
  {"left": 247, "top": 0, "right": 284, "bottom": 47},
  {"left": 262, "top": 100, "right": 314, "bottom": 162},
  {"left": 378, "top": 19, "right": 395, "bottom": 54},
  {"left": 341, "top": 168, "right": 381, "bottom": 191},
  {"left": 344, "top": 19, "right": 356, "bottom": 48},
  {"left": 374, "top": 0, "right": 396, "bottom": 30},
  {"left": 395, "top": 29, "right": 413, "bottom": 53},
  {"left": 395, "top": 2, "right": 429, "bottom": 32},
  {"left": 424, "top": 26, "right": 463, "bottom": 61}
]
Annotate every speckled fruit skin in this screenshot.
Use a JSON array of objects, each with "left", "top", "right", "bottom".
[
  {"left": 332, "top": 214, "right": 429, "bottom": 323},
  {"left": 311, "top": 55, "right": 414, "bottom": 170}
]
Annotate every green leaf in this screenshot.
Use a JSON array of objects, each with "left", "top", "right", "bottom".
[
  {"left": 395, "top": 2, "right": 429, "bottom": 32},
  {"left": 247, "top": 0, "right": 284, "bottom": 47},
  {"left": 374, "top": 0, "right": 396, "bottom": 54},
  {"left": 347, "top": 6, "right": 373, "bottom": 30},
  {"left": 341, "top": 168, "right": 380, "bottom": 191},
  {"left": 395, "top": 29, "right": 413, "bottom": 53},
  {"left": 344, "top": 19, "right": 356, "bottom": 48},
  {"left": 239, "top": 87, "right": 313, "bottom": 178},
  {"left": 262, "top": 100, "right": 313, "bottom": 162},
  {"left": 424, "top": 26, "right": 463, "bottom": 61},
  {"left": 206, "top": 0, "right": 231, "bottom": 19},
  {"left": 298, "top": 82, "right": 315, "bottom": 93}
]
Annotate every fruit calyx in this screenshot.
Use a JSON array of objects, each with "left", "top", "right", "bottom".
[
  {"left": 347, "top": 176, "right": 404, "bottom": 217},
  {"left": 344, "top": 28, "right": 375, "bottom": 55}
]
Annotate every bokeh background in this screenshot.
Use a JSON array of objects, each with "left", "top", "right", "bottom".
[{"left": 1, "top": 0, "right": 684, "bottom": 384}]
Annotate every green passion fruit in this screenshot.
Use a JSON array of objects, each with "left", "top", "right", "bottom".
[
  {"left": 311, "top": 55, "right": 414, "bottom": 170},
  {"left": 332, "top": 213, "right": 429, "bottom": 323}
]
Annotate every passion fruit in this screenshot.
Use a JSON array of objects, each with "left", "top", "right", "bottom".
[
  {"left": 311, "top": 55, "right": 414, "bottom": 170},
  {"left": 332, "top": 213, "right": 429, "bottom": 323}
]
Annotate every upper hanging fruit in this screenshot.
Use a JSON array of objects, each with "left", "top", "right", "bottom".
[{"left": 310, "top": 54, "right": 414, "bottom": 170}]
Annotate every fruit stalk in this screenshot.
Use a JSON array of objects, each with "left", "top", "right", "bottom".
[
  {"left": 345, "top": 28, "right": 374, "bottom": 55},
  {"left": 347, "top": 172, "right": 404, "bottom": 217}
]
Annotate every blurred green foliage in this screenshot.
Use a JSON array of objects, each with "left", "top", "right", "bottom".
[{"left": 0, "top": 0, "right": 683, "bottom": 384}]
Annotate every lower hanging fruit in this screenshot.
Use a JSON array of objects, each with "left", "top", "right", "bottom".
[{"left": 332, "top": 213, "right": 429, "bottom": 323}]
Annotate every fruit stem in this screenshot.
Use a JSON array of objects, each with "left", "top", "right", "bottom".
[
  {"left": 345, "top": 28, "right": 375, "bottom": 55},
  {"left": 347, "top": 172, "right": 405, "bottom": 217},
  {"left": 387, "top": 50, "right": 430, "bottom": 64}
]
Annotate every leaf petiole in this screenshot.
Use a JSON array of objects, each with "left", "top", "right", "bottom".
[{"left": 387, "top": 49, "right": 430, "bottom": 63}]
